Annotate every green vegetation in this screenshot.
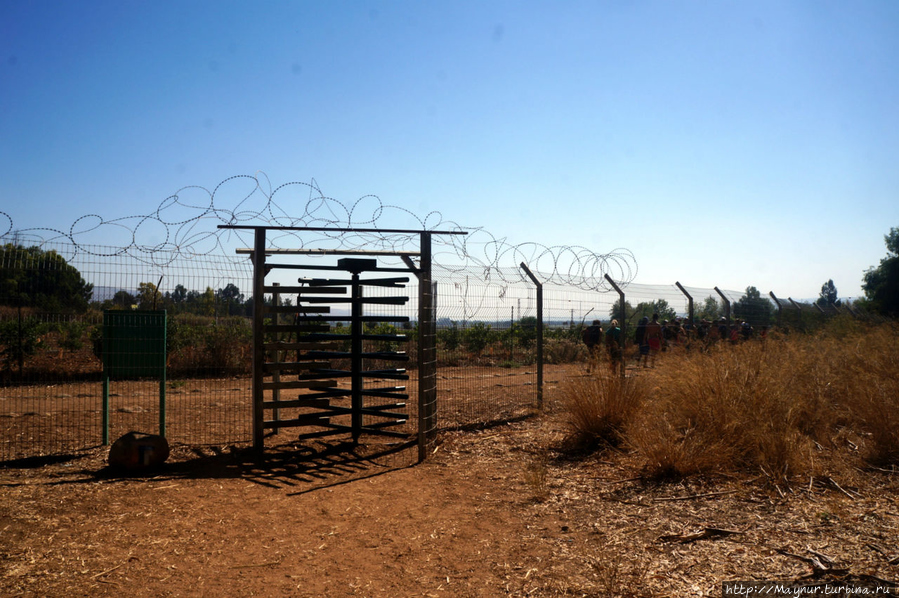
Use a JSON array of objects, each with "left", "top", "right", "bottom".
[
  {"left": 816, "top": 279, "right": 840, "bottom": 308},
  {"left": 733, "top": 285, "right": 774, "bottom": 328},
  {"left": 0, "top": 316, "right": 47, "bottom": 373},
  {"left": 609, "top": 298, "right": 677, "bottom": 325},
  {"left": 860, "top": 226, "right": 899, "bottom": 316},
  {"left": 0, "top": 244, "right": 93, "bottom": 313}
]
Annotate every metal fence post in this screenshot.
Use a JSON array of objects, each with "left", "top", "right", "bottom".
[
  {"left": 604, "top": 274, "right": 627, "bottom": 379},
  {"left": 789, "top": 297, "right": 803, "bottom": 330},
  {"left": 271, "top": 282, "right": 281, "bottom": 433},
  {"left": 714, "top": 287, "right": 731, "bottom": 322},
  {"left": 252, "top": 227, "right": 266, "bottom": 452},
  {"left": 675, "top": 281, "right": 693, "bottom": 324},
  {"left": 519, "top": 262, "right": 543, "bottom": 411},
  {"left": 769, "top": 291, "right": 783, "bottom": 326},
  {"left": 418, "top": 232, "right": 436, "bottom": 463}
]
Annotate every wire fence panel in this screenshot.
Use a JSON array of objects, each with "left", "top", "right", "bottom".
[
  {"left": 0, "top": 238, "right": 256, "bottom": 461},
  {"left": 433, "top": 270, "right": 539, "bottom": 429},
  {"left": 0, "top": 235, "right": 873, "bottom": 462}
]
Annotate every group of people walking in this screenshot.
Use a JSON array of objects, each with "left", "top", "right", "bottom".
[{"left": 583, "top": 314, "right": 766, "bottom": 371}]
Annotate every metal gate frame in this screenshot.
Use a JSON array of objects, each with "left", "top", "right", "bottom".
[{"left": 221, "top": 225, "right": 465, "bottom": 462}]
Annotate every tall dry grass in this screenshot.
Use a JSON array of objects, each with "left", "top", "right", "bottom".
[
  {"left": 630, "top": 340, "right": 821, "bottom": 480},
  {"left": 560, "top": 370, "right": 647, "bottom": 452},
  {"left": 840, "top": 325, "right": 899, "bottom": 466},
  {"left": 631, "top": 324, "right": 899, "bottom": 480},
  {"left": 562, "top": 322, "right": 899, "bottom": 482}
]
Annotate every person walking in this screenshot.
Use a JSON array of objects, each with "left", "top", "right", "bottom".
[
  {"left": 605, "top": 319, "right": 622, "bottom": 374},
  {"left": 635, "top": 316, "right": 650, "bottom": 367},
  {"left": 646, "top": 313, "right": 663, "bottom": 367},
  {"left": 582, "top": 320, "right": 603, "bottom": 372}
]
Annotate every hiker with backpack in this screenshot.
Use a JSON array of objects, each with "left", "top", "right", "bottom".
[
  {"left": 582, "top": 320, "right": 603, "bottom": 372},
  {"left": 634, "top": 316, "right": 650, "bottom": 368},
  {"left": 605, "top": 319, "right": 622, "bottom": 374}
]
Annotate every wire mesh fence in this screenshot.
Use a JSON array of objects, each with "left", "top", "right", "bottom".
[
  {"left": 0, "top": 236, "right": 869, "bottom": 462},
  {"left": 0, "top": 238, "right": 256, "bottom": 461},
  {"left": 433, "top": 270, "right": 539, "bottom": 429}
]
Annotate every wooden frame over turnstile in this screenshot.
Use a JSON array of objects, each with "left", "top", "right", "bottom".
[{"left": 220, "top": 226, "right": 465, "bottom": 462}]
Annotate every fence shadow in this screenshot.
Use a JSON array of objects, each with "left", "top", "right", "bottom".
[{"left": 34, "top": 438, "right": 418, "bottom": 493}]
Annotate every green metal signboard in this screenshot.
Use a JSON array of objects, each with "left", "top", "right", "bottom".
[{"left": 101, "top": 310, "right": 167, "bottom": 444}]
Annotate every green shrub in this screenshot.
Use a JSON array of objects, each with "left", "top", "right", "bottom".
[
  {"left": 0, "top": 316, "right": 48, "bottom": 372},
  {"left": 462, "top": 322, "right": 496, "bottom": 354}
]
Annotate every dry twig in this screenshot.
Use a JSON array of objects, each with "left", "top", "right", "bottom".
[
  {"left": 652, "top": 490, "right": 738, "bottom": 502},
  {"left": 658, "top": 527, "right": 744, "bottom": 544}
]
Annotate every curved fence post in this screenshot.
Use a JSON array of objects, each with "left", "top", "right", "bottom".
[
  {"left": 789, "top": 297, "right": 803, "bottom": 331},
  {"left": 675, "top": 281, "right": 693, "bottom": 324},
  {"left": 714, "top": 287, "right": 731, "bottom": 322},
  {"left": 519, "top": 262, "right": 543, "bottom": 411},
  {"left": 769, "top": 292, "right": 783, "bottom": 326},
  {"left": 604, "top": 274, "right": 627, "bottom": 379}
]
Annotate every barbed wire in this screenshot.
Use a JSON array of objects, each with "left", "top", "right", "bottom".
[{"left": 0, "top": 173, "right": 637, "bottom": 291}]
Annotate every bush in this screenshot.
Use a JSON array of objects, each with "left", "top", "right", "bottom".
[
  {"left": 839, "top": 324, "right": 899, "bottom": 467},
  {"left": 543, "top": 338, "right": 587, "bottom": 364},
  {"left": 438, "top": 322, "right": 462, "bottom": 351},
  {"left": 624, "top": 322, "right": 899, "bottom": 482},
  {"left": 56, "top": 319, "right": 88, "bottom": 354},
  {"left": 462, "top": 322, "right": 497, "bottom": 354},
  {"left": 0, "top": 315, "right": 48, "bottom": 373},
  {"left": 561, "top": 370, "right": 646, "bottom": 452},
  {"left": 630, "top": 342, "right": 822, "bottom": 480},
  {"left": 167, "top": 315, "right": 252, "bottom": 376}
]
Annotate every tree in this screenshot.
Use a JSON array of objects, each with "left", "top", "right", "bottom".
[
  {"left": 137, "top": 281, "right": 161, "bottom": 309},
  {"left": 733, "top": 286, "right": 774, "bottom": 327},
  {"left": 198, "top": 287, "right": 216, "bottom": 317},
  {"left": 0, "top": 316, "right": 47, "bottom": 373},
  {"left": 816, "top": 279, "right": 841, "bottom": 308},
  {"left": 861, "top": 227, "right": 899, "bottom": 316},
  {"left": 171, "top": 284, "right": 188, "bottom": 304},
  {"left": 629, "top": 299, "right": 677, "bottom": 323},
  {"left": 515, "top": 316, "right": 538, "bottom": 349},
  {"left": 216, "top": 283, "right": 245, "bottom": 316},
  {"left": 609, "top": 298, "right": 635, "bottom": 322},
  {"left": 610, "top": 298, "right": 677, "bottom": 324},
  {"left": 695, "top": 295, "right": 721, "bottom": 321},
  {"left": 104, "top": 290, "right": 136, "bottom": 310},
  {"left": 0, "top": 244, "right": 93, "bottom": 313}
]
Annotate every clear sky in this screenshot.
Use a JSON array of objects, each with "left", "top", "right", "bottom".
[{"left": 2, "top": 0, "right": 897, "bottom": 301}]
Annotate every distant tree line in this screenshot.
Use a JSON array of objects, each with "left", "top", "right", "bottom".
[{"left": 99, "top": 281, "right": 261, "bottom": 316}]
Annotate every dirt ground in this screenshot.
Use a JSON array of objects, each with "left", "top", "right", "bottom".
[{"left": 2, "top": 367, "right": 898, "bottom": 597}]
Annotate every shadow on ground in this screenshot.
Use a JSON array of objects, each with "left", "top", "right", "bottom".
[{"left": 29, "top": 437, "right": 419, "bottom": 493}]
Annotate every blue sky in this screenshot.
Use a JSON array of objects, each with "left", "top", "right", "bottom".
[{"left": 2, "top": 0, "right": 897, "bottom": 300}]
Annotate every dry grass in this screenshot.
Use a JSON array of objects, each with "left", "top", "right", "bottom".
[
  {"left": 560, "top": 370, "right": 647, "bottom": 452},
  {"left": 840, "top": 325, "right": 899, "bottom": 466},
  {"left": 631, "top": 340, "right": 819, "bottom": 481},
  {"left": 562, "top": 322, "right": 899, "bottom": 485}
]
